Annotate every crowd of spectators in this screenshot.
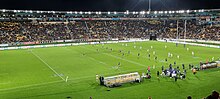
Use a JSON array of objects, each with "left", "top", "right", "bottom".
[
  {"left": 0, "top": 19, "right": 220, "bottom": 44},
  {"left": 160, "top": 20, "right": 220, "bottom": 40}
]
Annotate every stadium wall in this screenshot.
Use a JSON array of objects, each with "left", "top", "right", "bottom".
[
  {"left": 0, "top": 38, "right": 148, "bottom": 51},
  {"left": 177, "top": 39, "right": 220, "bottom": 44},
  {"left": 0, "top": 38, "right": 220, "bottom": 51},
  {"left": 158, "top": 39, "right": 220, "bottom": 49}
]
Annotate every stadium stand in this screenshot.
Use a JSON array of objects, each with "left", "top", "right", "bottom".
[
  {"left": 0, "top": 20, "right": 220, "bottom": 44},
  {"left": 0, "top": 9, "right": 220, "bottom": 99}
]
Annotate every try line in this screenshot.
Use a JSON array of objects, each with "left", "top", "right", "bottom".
[{"left": 29, "top": 50, "right": 65, "bottom": 81}]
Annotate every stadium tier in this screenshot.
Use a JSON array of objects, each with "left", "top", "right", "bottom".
[
  {"left": 0, "top": 9, "right": 220, "bottom": 46},
  {"left": 0, "top": 20, "right": 220, "bottom": 45},
  {"left": 0, "top": 9, "right": 220, "bottom": 99}
]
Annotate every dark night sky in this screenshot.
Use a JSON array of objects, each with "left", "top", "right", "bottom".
[{"left": 1, "top": 0, "right": 220, "bottom": 11}]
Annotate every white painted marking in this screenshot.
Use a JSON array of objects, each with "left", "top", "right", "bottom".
[
  {"left": 30, "top": 51, "right": 65, "bottom": 81},
  {"left": 103, "top": 53, "right": 146, "bottom": 67},
  {"left": 0, "top": 68, "right": 146, "bottom": 92}
]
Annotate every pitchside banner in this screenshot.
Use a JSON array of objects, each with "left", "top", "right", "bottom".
[
  {"left": 0, "top": 39, "right": 145, "bottom": 50},
  {"left": 158, "top": 39, "right": 220, "bottom": 49},
  {"left": 23, "top": 42, "right": 36, "bottom": 45},
  {"left": 0, "top": 44, "right": 9, "bottom": 47},
  {"left": 0, "top": 39, "right": 219, "bottom": 51}
]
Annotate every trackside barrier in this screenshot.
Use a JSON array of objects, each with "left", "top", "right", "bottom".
[
  {"left": 0, "top": 39, "right": 149, "bottom": 51},
  {"left": 158, "top": 39, "right": 220, "bottom": 49}
]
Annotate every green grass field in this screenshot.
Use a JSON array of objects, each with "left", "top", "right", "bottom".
[{"left": 0, "top": 41, "right": 220, "bottom": 99}]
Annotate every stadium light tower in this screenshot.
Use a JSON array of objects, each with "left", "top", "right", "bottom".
[
  {"left": 184, "top": 20, "right": 187, "bottom": 42},
  {"left": 149, "top": 0, "right": 151, "bottom": 12},
  {"left": 176, "top": 20, "right": 179, "bottom": 40}
]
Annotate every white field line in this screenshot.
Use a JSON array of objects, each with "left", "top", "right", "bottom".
[
  {"left": 127, "top": 52, "right": 167, "bottom": 64},
  {"left": 120, "top": 42, "right": 204, "bottom": 63},
  {"left": 0, "top": 45, "right": 148, "bottom": 92},
  {"left": 30, "top": 51, "right": 65, "bottom": 81},
  {"left": 87, "top": 56, "right": 108, "bottom": 66},
  {"left": 66, "top": 47, "right": 133, "bottom": 73},
  {"left": 0, "top": 68, "right": 146, "bottom": 92},
  {"left": 99, "top": 44, "right": 161, "bottom": 64},
  {"left": 81, "top": 46, "right": 147, "bottom": 68},
  {"left": 0, "top": 80, "right": 64, "bottom": 92},
  {"left": 117, "top": 43, "right": 204, "bottom": 68},
  {"left": 103, "top": 53, "right": 146, "bottom": 67},
  {"left": 64, "top": 47, "right": 109, "bottom": 66},
  {"left": 0, "top": 48, "right": 122, "bottom": 92}
]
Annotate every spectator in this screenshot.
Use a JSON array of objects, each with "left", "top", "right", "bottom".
[
  {"left": 206, "top": 90, "right": 220, "bottom": 99},
  {"left": 187, "top": 96, "right": 192, "bottom": 99}
]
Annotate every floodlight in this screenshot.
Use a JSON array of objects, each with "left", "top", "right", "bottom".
[
  {"left": 140, "top": 11, "right": 145, "bottom": 14},
  {"left": 164, "top": 11, "right": 168, "bottom": 14},
  {"left": 126, "top": 10, "right": 129, "bottom": 14},
  {"left": 179, "top": 10, "right": 184, "bottom": 13},
  {"left": 186, "top": 10, "right": 190, "bottom": 13},
  {"left": 201, "top": 9, "right": 204, "bottom": 12},
  {"left": 132, "top": 11, "right": 135, "bottom": 14}
]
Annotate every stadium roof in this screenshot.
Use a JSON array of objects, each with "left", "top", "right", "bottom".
[
  {"left": 0, "top": 8, "right": 220, "bottom": 22},
  {"left": 1, "top": 9, "right": 220, "bottom": 15},
  {"left": 0, "top": 0, "right": 220, "bottom": 11}
]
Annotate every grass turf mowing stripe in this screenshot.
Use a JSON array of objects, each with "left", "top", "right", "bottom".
[
  {"left": 0, "top": 68, "right": 146, "bottom": 92},
  {"left": 29, "top": 50, "right": 66, "bottom": 81},
  {"left": 0, "top": 80, "right": 64, "bottom": 92},
  {"left": 78, "top": 45, "right": 142, "bottom": 68},
  {"left": 65, "top": 47, "right": 109, "bottom": 66},
  {"left": 1, "top": 41, "right": 219, "bottom": 99},
  {"left": 81, "top": 46, "right": 147, "bottom": 68},
  {"left": 103, "top": 53, "right": 146, "bottom": 67}
]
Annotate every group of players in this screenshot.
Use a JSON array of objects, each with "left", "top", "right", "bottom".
[{"left": 95, "top": 42, "right": 198, "bottom": 81}]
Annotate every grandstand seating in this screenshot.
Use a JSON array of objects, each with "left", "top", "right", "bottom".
[{"left": 0, "top": 20, "right": 219, "bottom": 44}]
